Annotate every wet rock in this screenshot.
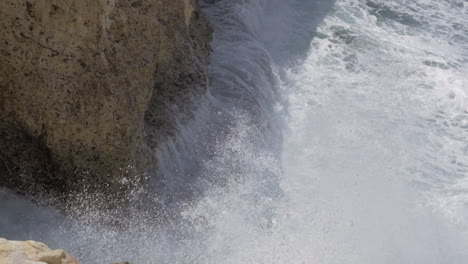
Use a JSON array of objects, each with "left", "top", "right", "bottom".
[{"left": 0, "top": 0, "right": 212, "bottom": 204}]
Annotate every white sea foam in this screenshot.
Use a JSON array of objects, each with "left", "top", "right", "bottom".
[{"left": 1, "top": 0, "right": 467, "bottom": 263}]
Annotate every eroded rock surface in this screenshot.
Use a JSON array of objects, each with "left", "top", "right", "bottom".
[
  {"left": 0, "top": 0, "right": 211, "bottom": 202},
  {"left": 0, "top": 238, "right": 79, "bottom": 264}
]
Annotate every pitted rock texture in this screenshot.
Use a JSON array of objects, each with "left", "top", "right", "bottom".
[
  {"left": 0, "top": 0, "right": 211, "bottom": 201},
  {"left": 0, "top": 238, "right": 79, "bottom": 264}
]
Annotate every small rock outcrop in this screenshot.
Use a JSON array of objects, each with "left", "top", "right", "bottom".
[
  {"left": 0, "top": 0, "right": 212, "bottom": 202},
  {"left": 0, "top": 238, "right": 79, "bottom": 264}
]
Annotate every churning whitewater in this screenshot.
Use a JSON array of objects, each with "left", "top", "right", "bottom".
[{"left": 1, "top": 0, "right": 468, "bottom": 263}]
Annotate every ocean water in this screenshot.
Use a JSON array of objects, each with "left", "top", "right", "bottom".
[{"left": 1, "top": 0, "right": 468, "bottom": 263}]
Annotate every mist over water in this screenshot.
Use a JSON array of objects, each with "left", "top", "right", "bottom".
[{"left": 1, "top": 0, "right": 468, "bottom": 263}]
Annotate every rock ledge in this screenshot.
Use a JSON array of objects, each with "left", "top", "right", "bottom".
[{"left": 0, "top": 238, "right": 79, "bottom": 264}]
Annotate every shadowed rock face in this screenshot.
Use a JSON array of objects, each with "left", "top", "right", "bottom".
[{"left": 0, "top": 0, "right": 211, "bottom": 203}]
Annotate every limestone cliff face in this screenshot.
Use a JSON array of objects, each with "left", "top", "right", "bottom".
[{"left": 0, "top": 0, "right": 211, "bottom": 200}]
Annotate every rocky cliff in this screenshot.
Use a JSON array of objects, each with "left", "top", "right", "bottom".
[{"left": 0, "top": 0, "right": 211, "bottom": 202}]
